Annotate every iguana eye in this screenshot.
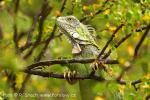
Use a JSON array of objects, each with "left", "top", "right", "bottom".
[{"left": 67, "top": 18, "right": 73, "bottom": 21}]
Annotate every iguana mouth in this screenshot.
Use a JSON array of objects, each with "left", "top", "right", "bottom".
[
  {"left": 58, "top": 25, "right": 77, "bottom": 44},
  {"left": 58, "top": 25, "right": 82, "bottom": 54}
]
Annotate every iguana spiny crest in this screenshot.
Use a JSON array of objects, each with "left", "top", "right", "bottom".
[{"left": 56, "top": 16, "right": 98, "bottom": 54}]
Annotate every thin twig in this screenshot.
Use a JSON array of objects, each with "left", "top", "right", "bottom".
[
  {"left": 116, "top": 24, "right": 150, "bottom": 90},
  {"left": 13, "top": 0, "right": 20, "bottom": 52},
  {"left": 60, "top": 0, "right": 67, "bottom": 13},
  {"left": 23, "top": 0, "right": 52, "bottom": 59},
  {"left": 23, "top": 69, "right": 143, "bottom": 87},
  {"left": 25, "top": 15, "right": 39, "bottom": 46},
  {"left": 97, "top": 23, "right": 124, "bottom": 59},
  {"left": 19, "top": 34, "right": 62, "bottom": 51},
  {"left": 13, "top": 24, "right": 19, "bottom": 50},
  {"left": 102, "top": 25, "right": 148, "bottom": 59},
  {"left": 9, "top": 0, "right": 20, "bottom": 93},
  {"left": 102, "top": 33, "right": 131, "bottom": 59},
  {"left": 35, "top": 0, "right": 67, "bottom": 61},
  {"left": 0, "top": 25, "right": 3, "bottom": 39},
  {"left": 117, "top": 78, "right": 142, "bottom": 90},
  {"left": 18, "top": 74, "right": 30, "bottom": 94},
  {"left": 134, "top": 24, "right": 150, "bottom": 58},
  {"left": 35, "top": 24, "right": 56, "bottom": 61},
  {"left": 14, "top": 0, "right": 20, "bottom": 13}
]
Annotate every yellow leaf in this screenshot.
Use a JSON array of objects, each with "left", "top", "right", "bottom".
[
  {"left": 37, "top": 84, "right": 46, "bottom": 92},
  {"left": 0, "top": 1, "right": 5, "bottom": 6},
  {"left": 107, "top": 67, "right": 114, "bottom": 77},
  {"left": 2, "top": 76, "right": 7, "bottom": 82},
  {"left": 142, "top": 14, "right": 150, "bottom": 21},
  {"left": 95, "top": 96, "right": 105, "bottom": 100},
  {"left": 44, "top": 26, "right": 53, "bottom": 33},
  {"left": 98, "top": 0, "right": 104, "bottom": 2},
  {"left": 105, "top": 23, "right": 110, "bottom": 27},
  {"left": 93, "top": 4, "right": 100, "bottom": 9},
  {"left": 18, "top": 39, "right": 26, "bottom": 47},
  {"left": 109, "top": 26, "right": 116, "bottom": 32},
  {"left": 90, "top": 12, "right": 94, "bottom": 17},
  {"left": 141, "top": 83, "right": 150, "bottom": 89},
  {"left": 15, "top": 73, "right": 24, "bottom": 89},
  {"left": 55, "top": 11, "right": 61, "bottom": 16},
  {"left": 145, "top": 73, "right": 150, "bottom": 79},
  {"left": 28, "top": 0, "right": 32, "bottom": 5},
  {"left": 127, "top": 45, "right": 134, "bottom": 56},
  {"left": 133, "top": 32, "right": 140, "bottom": 41},
  {"left": 75, "top": 0, "right": 81, "bottom": 3},
  {"left": 4, "top": 33, "right": 12, "bottom": 40},
  {"left": 118, "top": 85, "right": 125, "bottom": 94},
  {"left": 119, "top": 58, "right": 131, "bottom": 67},
  {"left": 83, "top": 5, "right": 88, "bottom": 11},
  {"left": 124, "top": 61, "right": 131, "bottom": 67},
  {"left": 134, "top": 21, "right": 141, "bottom": 27},
  {"left": 103, "top": 9, "right": 110, "bottom": 15}
]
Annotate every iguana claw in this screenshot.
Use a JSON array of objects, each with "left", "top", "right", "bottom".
[
  {"left": 64, "top": 69, "right": 77, "bottom": 84},
  {"left": 90, "top": 60, "right": 106, "bottom": 71},
  {"left": 91, "top": 60, "right": 114, "bottom": 77}
]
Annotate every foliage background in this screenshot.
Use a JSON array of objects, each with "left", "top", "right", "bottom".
[{"left": 0, "top": 0, "right": 150, "bottom": 100}]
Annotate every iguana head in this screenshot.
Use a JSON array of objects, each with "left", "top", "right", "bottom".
[
  {"left": 56, "top": 16, "right": 96, "bottom": 43},
  {"left": 56, "top": 16, "right": 80, "bottom": 32},
  {"left": 56, "top": 16, "right": 80, "bottom": 41},
  {"left": 56, "top": 16, "right": 97, "bottom": 54}
]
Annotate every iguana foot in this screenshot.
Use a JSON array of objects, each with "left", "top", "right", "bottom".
[
  {"left": 91, "top": 60, "right": 114, "bottom": 77},
  {"left": 64, "top": 69, "right": 77, "bottom": 84},
  {"left": 91, "top": 60, "right": 106, "bottom": 71}
]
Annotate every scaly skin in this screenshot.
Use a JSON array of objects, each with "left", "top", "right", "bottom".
[
  {"left": 74, "top": 45, "right": 99, "bottom": 100},
  {"left": 56, "top": 16, "right": 100, "bottom": 100}
]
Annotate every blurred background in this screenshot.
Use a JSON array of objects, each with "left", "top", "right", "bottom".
[{"left": 0, "top": 0, "right": 150, "bottom": 100}]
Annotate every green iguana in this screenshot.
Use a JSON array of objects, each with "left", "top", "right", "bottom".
[{"left": 56, "top": 16, "right": 105, "bottom": 100}]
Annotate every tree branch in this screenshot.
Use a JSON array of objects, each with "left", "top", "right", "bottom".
[
  {"left": 23, "top": 69, "right": 143, "bottom": 89},
  {"left": 24, "top": 58, "right": 118, "bottom": 70},
  {"left": 23, "top": 70, "right": 105, "bottom": 81}
]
